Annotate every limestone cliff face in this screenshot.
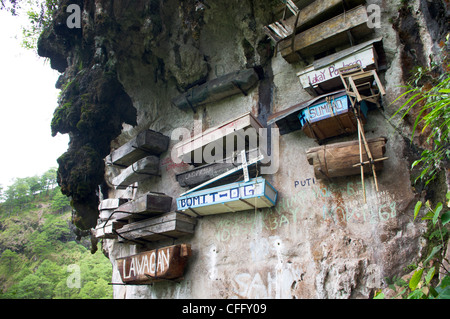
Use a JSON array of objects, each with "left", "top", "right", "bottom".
[{"left": 38, "top": 0, "right": 449, "bottom": 298}]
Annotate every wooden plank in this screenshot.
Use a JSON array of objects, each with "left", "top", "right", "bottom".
[
  {"left": 174, "top": 112, "right": 264, "bottom": 164},
  {"left": 116, "top": 244, "right": 192, "bottom": 284},
  {"left": 306, "top": 137, "right": 387, "bottom": 179},
  {"left": 176, "top": 177, "right": 277, "bottom": 217},
  {"left": 112, "top": 156, "right": 160, "bottom": 190},
  {"left": 107, "top": 129, "right": 170, "bottom": 167},
  {"left": 279, "top": 5, "right": 373, "bottom": 63},
  {"left": 116, "top": 212, "right": 197, "bottom": 243},
  {"left": 171, "top": 68, "right": 260, "bottom": 111},
  {"left": 114, "top": 193, "right": 173, "bottom": 222}
]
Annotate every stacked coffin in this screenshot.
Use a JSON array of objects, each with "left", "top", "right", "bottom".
[
  {"left": 95, "top": 192, "right": 197, "bottom": 243},
  {"left": 174, "top": 112, "right": 278, "bottom": 217},
  {"left": 263, "top": 0, "right": 372, "bottom": 63},
  {"left": 107, "top": 129, "right": 170, "bottom": 189}
]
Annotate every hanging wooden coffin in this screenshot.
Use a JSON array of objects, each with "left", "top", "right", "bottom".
[
  {"left": 175, "top": 148, "right": 261, "bottom": 188},
  {"left": 94, "top": 219, "right": 124, "bottom": 239},
  {"left": 176, "top": 177, "right": 277, "bottom": 217},
  {"left": 278, "top": 5, "right": 374, "bottom": 63},
  {"left": 296, "top": 39, "right": 382, "bottom": 96},
  {"left": 298, "top": 92, "right": 368, "bottom": 141},
  {"left": 98, "top": 198, "right": 130, "bottom": 220},
  {"left": 107, "top": 129, "right": 170, "bottom": 168},
  {"left": 174, "top": 112, "right": 264, "bottom": 164},
  {"left": 112, "top": 156, "right": 160, "bottom": 189},
  {"left": 306, "top": 137, "right": 387, "bottom": 179},
  {"left": 117, "top": 244, "right": 192, "bottom": 284},
  {"left": 113, "top": 193, "right": 173, "bottom": 222},
  {"left": 116, "top": 212, "right": 197, "bottom": 243},
  {"left": 171, "top": 68, "right": 260, "bottom": 111}
]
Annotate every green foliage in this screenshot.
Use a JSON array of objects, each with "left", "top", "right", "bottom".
[
  {"left": 0, "top": 172, "right": 112, "bottom": 299},
  {"left": 377, "top": 194, "right": 450, "bottom": 299},
  {"left": 21, "top": 0, "right": 58, "bottom": 50},
  {"left": 390, "top": 35, "right": 450, "bottom": 186}
]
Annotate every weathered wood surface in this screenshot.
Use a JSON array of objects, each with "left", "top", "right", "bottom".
[
  {"left": 171, "top": 68, "right": 260, "bottom": 111},
  {"left": 107, "top": 130, "right": 170, "bottom": 167},
  {"left": 175, "top": 149, "right": 261, "bottom": 188},
  {"left": 174, "top": 112, "right": 264, "bottom": 164},
  {"left": 306, "top": 137, "right": 387, "bottom": 179},
  {"left": 94, "top": 220, "right": 124, "bottom": 239},
  {"left": 299, "top": 93, "right": 368, "bottom": 141},
  {"left": 265, "top": 0, "right": 366, "bottom": 42},
  {"left": 117, "top": 244, "right": 192, "bottom": 284},
  {"left": 112, "top": 156, "right": 160, "bottom": 189},
  {"left": 116, "top": 212, "right": 197, "bottom": 243},
  {"left": 99, "top": 198, "right": 130, "bottom": 211},
  {"left": 267, "top": 89, "right": 346, "bottom": 135},
  {"left": 113, "top": 193, "right": 173, "bottom": 222},
  {"left": 279, "top": 5, "right": 373, "bottom": 63},
  {"left": 297, "top": 42, "right": 379, "bottom": 96}
]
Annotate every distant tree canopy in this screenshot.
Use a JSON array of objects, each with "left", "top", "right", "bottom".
[
  {"left": 0, "top": 168, "right": 69, "bottom": 215},
  {"left": 0, "top": 0, "right": 21, "bottom": 15}
]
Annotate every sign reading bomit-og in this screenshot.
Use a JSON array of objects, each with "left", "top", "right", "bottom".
[{"left": 176, "top": 177, "right": 277, "bottom": 216}]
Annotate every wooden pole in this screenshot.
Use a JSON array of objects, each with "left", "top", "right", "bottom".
[{"left": 357, "top": 118, "right": 366, "bottom": 203}]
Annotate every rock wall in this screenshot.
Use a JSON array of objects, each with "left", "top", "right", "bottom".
[{"left": 39, "top": 0, "right": 449, "bottom": 298}]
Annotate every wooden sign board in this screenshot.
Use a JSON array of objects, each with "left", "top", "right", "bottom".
[
  {"left": 297, "top": 43, "right": 378, "bottom": 96},
  {"left": 174, "top": 112, "right": 264, "bottom": 164},
  {"left": 176, "top": 177, "right": 277, "bottom": 216},
  {"left": 107, "top": 129, "right": 169, "bottom": 168},
  {"left": 114, "top": 193, "right": 173, "bottom": 222},
  {"left": 112, "top": 156, "right": 160, "bottom": 190},
  {"left": 306, "top": 137, "right": 387, "bottom": 179},
  {"left": 117, "top": 244, "right": 192, "bottom": 284},
  {"left": 116, "top": 211, "right": 197, "bottom": 243}
]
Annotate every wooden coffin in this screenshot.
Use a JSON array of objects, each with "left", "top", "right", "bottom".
[
  {"left": 175, "top": 148, "right": 261, "bottom": 188},
  {"left": 297, "top": 39, "right": 382, "bottom": 96},
  {"left": 267, "top": 89, "right": 345, "bottom": 135},
  {"left": 107, "top": 129, "right": 170, "bottom": 168},
  {"left": 299, "top": 93, "right": 368, "bottom": 141},
  {"left": 171, "top": 68, "right": 260, "bottom": 111},
  {"left": 174, "top": 112, "right": 264, "bottom": 164},
  {"left": 279, "top": 5, "right": 374, "bottom": 63},
  {"left": 176, "top": 177, "right": 277, "bottom": 217},
  {"left": 306, "top": 137, "right": 387, "bottom": 179},
  {"left": 94, "top": 219, "right": 124, "bottom": 239},
  {"left": 117, "top": 244, "right": 192, "bottom": 284},
  {"left": 112, "top": 156, "right": 160, "bottom": 190},
  {"left": 116, "top": 212, "right": 197, "bottom": 243},
  {"left": 265, "top": 0, "right": 366, "bottom": 43},
  {"left": 114, "top": 193, "right": 173, "bottom": 222},
  {"left": 98, "top": 198, "right": 130, "bottom": 220}
]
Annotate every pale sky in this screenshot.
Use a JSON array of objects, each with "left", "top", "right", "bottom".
[{"left": 0, "top": 11, "right": 70, "bottom": 187}]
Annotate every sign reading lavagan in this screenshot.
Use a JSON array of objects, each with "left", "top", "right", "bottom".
[{"left": 176, "top": 177, "right": 277, "bottom": 216}]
